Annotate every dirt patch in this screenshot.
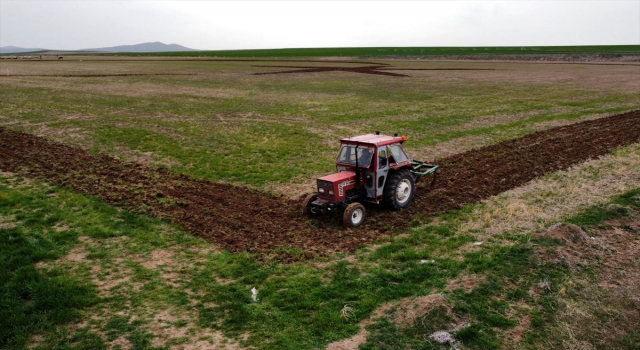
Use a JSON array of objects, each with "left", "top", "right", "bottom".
[
  {"left": 326, "top": 301, "right": 394, "bottom": 350},
  {"left": 391, "top": 294, "right": 453, "bottom": 329},
  {"left": 53, "top": 224, "right": 70, "bottom": 232},
  {"left": 140, "top": 249, "right": 175, "bottom": 270},
  {"left": 254, "top": 64, "right": 494, "bottom": 77},
  {"left": 326, "top": 333, "right": 367, "bottom": 350},
  {"left": 326, "top": 294, "right": 457, "bottom": 350},
  {"left": 110, "top": 336, "right": 131, "bottom": 350},
  {"left": 0, "top": 74, "right": 195, "bottom": 78},
  {"left": 505, "top": 314, "right": 531, "bottom": 345},
  {"left": 0, "top": 110, "right": 639, "bottom": 261},
  {"left": 65, "top": 249, "right": 87, "bottom": 263},
  {"left": 254, "top": 64, "right": 408, "bottom": 77},
  {"left": 0, "top": 222, "right": 16, "bottom": 229},
  {"left": 542, "top": 223, "right": 590, "bottom": 245},
  {"left": 141, "top": 305, "right": 245, "bottom": 349},
  {"left": 445, "top": 274, "right": 484, "bottom": 292}
]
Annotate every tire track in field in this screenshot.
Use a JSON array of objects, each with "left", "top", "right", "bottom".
[{"left": 1, "top": 110, "right": 639, "bottom": 261}]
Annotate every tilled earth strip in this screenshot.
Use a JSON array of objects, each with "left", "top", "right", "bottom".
[
  {"left": 1, "top": 110, "right": 639, "bottom": 261},
  {"left": 0, "top": 74, "right": 196, "bottom": 78}
]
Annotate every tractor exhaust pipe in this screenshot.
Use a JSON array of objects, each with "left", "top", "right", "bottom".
[{"left": 354, "top": 145, "right": 360, "bottom": 190}]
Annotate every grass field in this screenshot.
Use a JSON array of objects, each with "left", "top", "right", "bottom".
[
  {"left": 81, "top": 45, "right": 640, "bottom": 57},
  {"left": 1, "top": 56, "right": 639, "bottom": 349},
  {"left": 1, "top": 58, "right": 638, "bottom": 195}
]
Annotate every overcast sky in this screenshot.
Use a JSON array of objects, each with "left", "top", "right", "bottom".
[{"left": 1, "top": 0, "right": 639, "bottom": 50}]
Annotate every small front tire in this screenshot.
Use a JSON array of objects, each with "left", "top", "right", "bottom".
[
  {"left": 302, "top": 193, "right": 320, "bottom": 216},
  {"left": 343, "top": 202, "right": 365, "bottom": 227}
]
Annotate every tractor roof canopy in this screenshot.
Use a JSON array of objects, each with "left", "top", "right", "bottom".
[{"left": 341, "top": 133, "right": 405, "bottom": 147}]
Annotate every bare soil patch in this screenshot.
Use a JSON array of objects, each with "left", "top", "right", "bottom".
[
  {"left": 0, "top": 73, "right": 195, "bottom": 78},
  {"left": 326, "top": 301, "right": 394, "bottom": 350},
  {"left": 326, "top": 294, "right": 459, "bottom": 350},
  {"left": 0, "top": 222, "right": 16, "bottom": 229},
  {"left": 543, "top": 223, "right": 590, "bottom": 246},
  {"left": 445, "top": 274, "right": 484, "bottom": 293},
  {"left": 1, "top": 110, "right": 639, "bottom": 261},
  {"left": 139, "top": 249, "right": 175, "bottom": 270},
  {"left": 391, "top": 294, "right": 453, "bottom": 329},
  {"left": 254, "top": 64, "right": 494, "bottom": 77}
]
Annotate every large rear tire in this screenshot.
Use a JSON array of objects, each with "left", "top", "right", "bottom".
[
  {"left": 343, "top": 202, "right": 365, "bottom": 227},
  {"left": 383, "top": 170, "right": 415, "bottom": 210},
  {"left": 302, "top": 193, "right": 320, "bottom": 216}
]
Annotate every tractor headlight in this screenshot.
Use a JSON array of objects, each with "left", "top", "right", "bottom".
[
  {"left": 328, "top": 190, "right": 334, "bottom": 195},
  {"left": 319, "top": 188, "right": 325, "bottom": 193}
]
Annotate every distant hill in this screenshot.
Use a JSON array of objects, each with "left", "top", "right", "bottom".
[
  {"left": 0, "top": 46, "right": 46, "bottom": 54},
  {"left": 80, "top": 42, "right": 196, "bottom": 53}
]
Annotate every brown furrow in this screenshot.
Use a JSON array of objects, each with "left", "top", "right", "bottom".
[{"left": 1, "top": 110, "right": 639, "bottom": 262}]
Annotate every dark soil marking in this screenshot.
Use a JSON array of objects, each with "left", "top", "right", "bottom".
[
  {"left": 254, "top": 65, "right": 408, "bottom": 77},
  {"left": 378, "top": 68, "right": 495, "bottom": 71},
  {"left": 253, "top": 65, "right": 494, "bottom": 77},
  {"left": 4, "top": 58, "right": 390, "bottom": 65},
  {"left": 0, "top": 74, "right": 196, "bottom": 78},
  {"left": 1, "top": 110, "right": 639, "bottom": 262}
]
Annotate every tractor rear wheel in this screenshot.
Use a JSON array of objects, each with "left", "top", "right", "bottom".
[
  {"left": 383, "top": 170, "right": 415, "bottom": 210},
  {"left": 343, "top": 202, "right": 365, "bottom": 227},
  {"left": 302, "top": 193, "right": 320, "bottom": 216}
]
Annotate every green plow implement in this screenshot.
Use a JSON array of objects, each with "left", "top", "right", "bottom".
[{"left": 410, "top": 160, "right": 439, "bottom": 179}]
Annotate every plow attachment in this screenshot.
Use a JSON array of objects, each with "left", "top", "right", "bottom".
[
  {"left": 410, "top": 160, "right": 439, "bottom": 186},
  {"left": 410, "top": 160, "right": 439, "bottom": 177}
]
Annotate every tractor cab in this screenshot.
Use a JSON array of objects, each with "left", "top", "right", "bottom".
[{"left": 302, "top": 132, "right": 438, "bottom": 227}]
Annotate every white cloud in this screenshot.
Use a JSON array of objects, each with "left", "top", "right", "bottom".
[{"left": 1, "top": 1, "right": 638, "bottom": 50}]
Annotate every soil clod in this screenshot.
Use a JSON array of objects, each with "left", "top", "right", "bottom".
[{"left": 543, "top": 223, "right": 589, "bottom": 245}]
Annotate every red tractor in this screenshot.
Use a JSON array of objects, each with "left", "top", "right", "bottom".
[{"left": 302, "top": 132, "right": 438, "bottom": 227}]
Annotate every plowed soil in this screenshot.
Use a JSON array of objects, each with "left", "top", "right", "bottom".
[
  {"left": 1, "top": 110, "right": 639, "bottom": 261},
  {"left": 254, "top": 65, "right": 494, "bottom": 77},
  {"left": 0, "top": 74, "right": 195, "bottom": 78}
]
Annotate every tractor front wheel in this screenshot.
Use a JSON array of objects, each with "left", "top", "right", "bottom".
[
  {"left": 343, "top": 202, "right": 365, "bottom": 227},
  {"left": 302, "top": 193, "right": 321, "bottom": 216},
  {"left": 383, "top": 170, "right": 416, "bottom": 210}
]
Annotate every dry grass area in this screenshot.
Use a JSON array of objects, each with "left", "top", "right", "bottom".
[
  {"left": 326, "top": 304, "right": 389, "bottom": 350},
  {"left": 457, "top": 142, "right": 640, "bottom": 241},
  {"left": 325, "top": 294, "right": 457, "bottom": 350},
  {"left": 536, "top": 213, "right": 640, "bottom": 348}
]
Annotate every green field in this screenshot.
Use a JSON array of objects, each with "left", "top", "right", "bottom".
[
  {"left": 3, "top": 45, "right": 638, "bottom": 58},
  {"left": 96, "top": 45, "right": 640, "bottom": 57},
  {"left": 1, "top": 57, "right": 639, "bottom": 349},
  {"left": 0, "top": 59, "right": 638, "bottom": 194}
]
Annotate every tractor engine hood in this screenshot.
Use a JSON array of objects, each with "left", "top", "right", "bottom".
[
  {"left": 317, "top": 171, "right": 357, "bottom": 201},
  {"left": 318, "top": 171, "right": 356, "bottom": 183}
]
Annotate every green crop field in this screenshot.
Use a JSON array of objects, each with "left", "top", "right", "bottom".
[
  {"left": 3, "top": 45, "right": 639, "bottom": 58},
  {"left": 88, "top": 45, "right": 640, "bottom": 58},
  {"left": 1, "top": 57, "right": 639, "bottom": 349}
]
